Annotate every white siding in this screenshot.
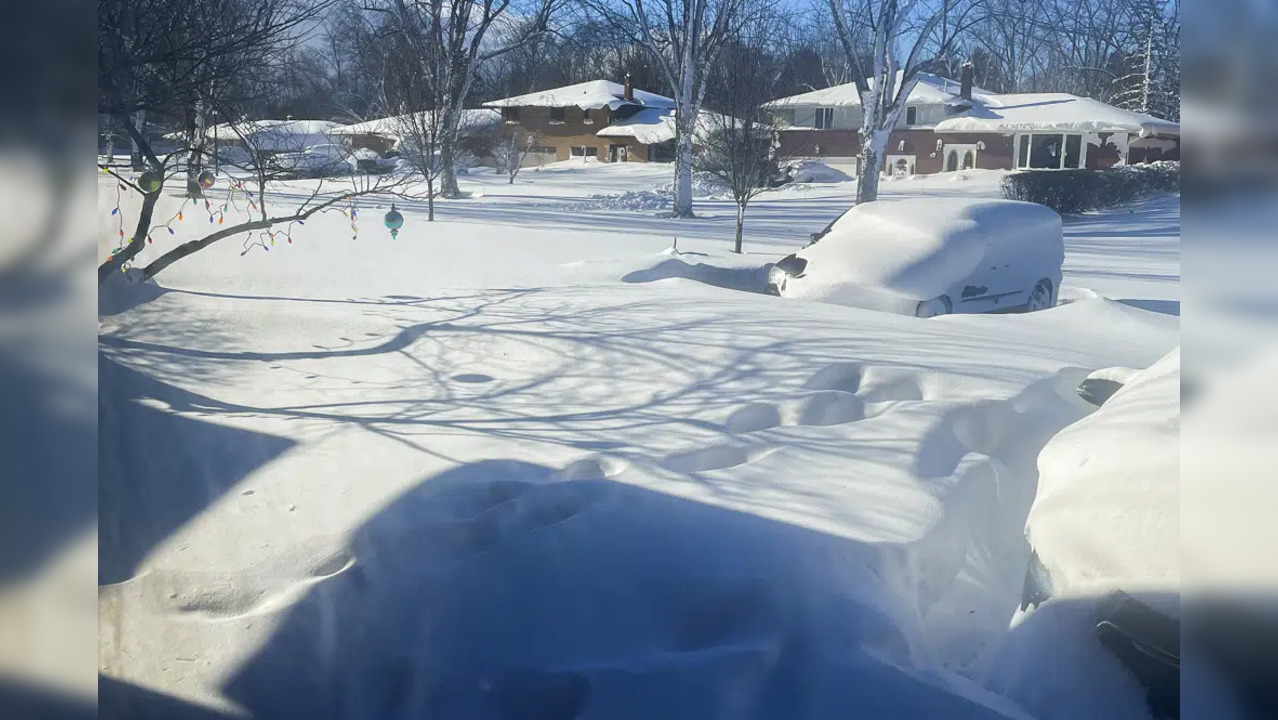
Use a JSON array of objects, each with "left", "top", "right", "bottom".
[{"left": 896, "top": 103, "right": 948, "bottom": 128}]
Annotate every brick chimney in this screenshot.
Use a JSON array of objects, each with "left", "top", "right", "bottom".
[
  {"left": 960, "top": 62, "right": 974, "bottom": 101},
  {"left": 624, "top": 73, "right": 634, "bottom": 102}
]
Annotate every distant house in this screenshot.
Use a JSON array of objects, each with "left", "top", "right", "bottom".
[
  {"left": 330, "top": 109, "right": 502, "bottom": 162},
  {"left": 201, "top": 119, "right": 342, "bottom": 153},
  {"left": 482, "top": 78, "right": 685, "bottom": 165},
  {"left": 765, "top": 66, "right": 1180, "bottom": 177}
]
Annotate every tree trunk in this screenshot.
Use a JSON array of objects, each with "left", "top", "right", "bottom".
[
  {"left": 439, "top": 139, "right": 461, "bottom": 197},
  {"left": 185, "top": 109, "right": 204, "bottom": 198},
  {"left": 856, "top": 120, "right": 894, "bottom": 203},
  {"left": 427, "top": 176, "right": 436, "bottom": 221},
  {"left": 671, "top": 68, "right": 699, "bottom": 218},
  {"left": 130, "top": 112, "right": 146, "bottom": 171},
  {"left": 734, "top": 202, "right": 745, "bottom": 253},
  {"left": 103, "top": 115, "right": 115, "bottom": 163},
  {"left": 437, "top": 103, "right": 463, "bottom": 198},
  {"left": 856, "top": 141, "right": 881, "bottom": 204},
  {"left": 98, "top": 190, "right": 160, "bottom": 284}
]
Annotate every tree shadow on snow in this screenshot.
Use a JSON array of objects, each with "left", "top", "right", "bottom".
[{"left": 98, "top": 353, "right": 296, "bottom": 585}]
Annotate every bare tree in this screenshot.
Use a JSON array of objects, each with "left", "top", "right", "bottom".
[
  {"left": 380, "top": 23, "right": 448, "bottom": 221},
  {"left": 493, "top": 126, "right": 540, "bottom": 183},
  {"left": 591, "top": 0, "right": 755, "bottom": 217},
  {"left": 97, "top": 0, "right": 412, "bottom": 283},
  {"left": 378, "top": 0, "right": 557, "bottom": 198},
  {"left": 697, "top": 33, "right": 786, "bottom": 252},
  {"left": 826, "top": 0, "right": 976, "bottom": 203},
  {"left": 97, "top": 0, "right": 341, "bottom": 282}
]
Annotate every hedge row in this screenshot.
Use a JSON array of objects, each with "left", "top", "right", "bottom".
[{"left": 1000, "top": 161, "right": 1179, "bottom": 214}]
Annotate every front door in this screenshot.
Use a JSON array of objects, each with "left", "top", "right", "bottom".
[
  {"left": 608, "top": 144, "right": 628, "bottom": 163},
  {"left": 944, "top": 144, "right": 978, "bottom": 171}
]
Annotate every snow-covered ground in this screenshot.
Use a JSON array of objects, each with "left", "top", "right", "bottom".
[{"left": 98, "top": 162, "right": 1180, "bottom": 719}]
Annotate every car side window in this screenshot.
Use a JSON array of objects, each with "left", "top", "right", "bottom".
[{"left": 810, "top": 209, "right": 851, "bottom": 244}]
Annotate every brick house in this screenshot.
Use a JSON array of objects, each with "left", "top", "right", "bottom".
[
  {"left": 482, "top": 77, "right": 683, "bottom": 165},
  {"left": 766, "top": 66, "right": 1180, "bottom": 177}
]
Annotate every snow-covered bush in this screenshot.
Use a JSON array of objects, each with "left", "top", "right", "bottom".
[{"left": 1000, "top": 161, "right": 1179, "bottom": 213}]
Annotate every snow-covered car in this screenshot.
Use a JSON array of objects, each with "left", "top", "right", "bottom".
[
  {"left": 1016, "top": 349, "right": 1180, "bottom": 718},
  {"left": 765, "top": 198, "right": 1064, "bottom": 317},
  {"left": 351, "top": 147, "right": 399, "bottom": 175},
  {"left": 1025, "top": 348, "right": 1179, "bottom": 606},
  {"left": 272, "top": 143, "right": 356, "bottom": 178}
]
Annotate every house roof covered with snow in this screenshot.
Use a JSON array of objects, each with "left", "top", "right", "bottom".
[
  {"left": 594, "top": 107, "right": 728, "bottom": 144},
  {"left": 482, "top": 80, "right": 675, "bottom": 110},
  {"left": 933, "top": 94, "right": 1180, "bottom": 136},
  {"left": 764, "top": 72, "right": 997, "bottom": 109},
  {"left": 332, "top": 110, "right": 501, "bottom": 138},
  {"left": 167, "top": 119, "right": 342, "bottom": 150}
]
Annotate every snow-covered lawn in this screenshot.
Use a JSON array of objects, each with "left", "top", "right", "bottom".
[{"left": 98, "top": 162, "right": 1180, "bottom": 718}]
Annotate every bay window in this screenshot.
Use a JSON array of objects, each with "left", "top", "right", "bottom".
[{"left": 1015, "top": 133, "right": 1088, "bottom": 170}]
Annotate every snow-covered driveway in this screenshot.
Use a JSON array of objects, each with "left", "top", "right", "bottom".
[{"left": 98, "top": 163, "right": 1179, "bottom": 718}]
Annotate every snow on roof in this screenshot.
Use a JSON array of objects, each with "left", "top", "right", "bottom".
[
  {"left": 482, "top": 79, "right": 675, "bottom": 110},
  {"left": 187, "top": 119, "right": 342, "bottom": 150},
  {"left": 765, "top": 72, "right": 996, "bottom": 109},
  {"left": 934, "top": 94, "right": 1180, "bottom": 136},
  {"left": 331, "top": 109, "right": 501, "bottom": 138},
  {"left": 594, "top": 107, "right": 727, "bottom": 144}
]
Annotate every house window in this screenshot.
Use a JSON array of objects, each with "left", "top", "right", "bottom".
[
  {"left": 1063, "top": 134, "right": 1082, "bottom": 168},
  {"left": 550, "top": 107, "right": 565, "bottom": 123},
  {"left": 814, "top": 108, "right": 835, "bottom": 129},
  {"left": 906, "top": 107, "right": 917, "bottom": 125},
  {"left": 648, "top": 141, "right": 676, "bottom": 162},
  {"left": 1029, "top": 134, "right": 1062, "bottom": 169},
  {"left": 570, "top": 146, "right": 598, "bottom": 157},
  {"left": 502, "top": 107, "right": 520, "bottom": 122},
  {"left": 1018, "top": 133, "right": 1086, "bottom": 169}
]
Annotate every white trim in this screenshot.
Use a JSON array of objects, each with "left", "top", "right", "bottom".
[
  {"left": 884, "top": 154, "right": 915, "bottom": 177},
  {"left": 943, "top": 143, "right": 978, "bottom": 171}
]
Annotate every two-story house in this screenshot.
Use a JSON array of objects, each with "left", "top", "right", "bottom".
[
  {"left": 482, "top": 77, "right": 681, "bottom": 165},
  {"left": 766, "top": 65, "right": 1179, "bottom": 177}
]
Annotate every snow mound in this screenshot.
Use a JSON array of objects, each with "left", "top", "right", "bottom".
[
  {"left": 563, "top": 174, "right": 729, "bottom": 211},
  {"left": 621, "top": 256, "right": 769, "bottom": 292},
  {"left": 99, "top": 268, "right": 165, "bottom": 317},
  {"left": 562, "top": 189, "right": 672, "bottom": 212}
]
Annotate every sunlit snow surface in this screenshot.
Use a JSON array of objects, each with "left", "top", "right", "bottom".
[{"left": 98, "top": 162, "right": 1178, "bottom": 719}]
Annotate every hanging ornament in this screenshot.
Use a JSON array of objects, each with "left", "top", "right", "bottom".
[
  {"left": 384, "top": 204, "right": 404, "bottom": 239},
  {"left": 138, "top": 170, "right": 162, "bottom": 193},
  {"left": 198, "top": 170, "right": 216, "bottom": 189}
]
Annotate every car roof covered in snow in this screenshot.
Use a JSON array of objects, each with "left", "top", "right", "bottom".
[
  {"left": 482, "top": 79, "right": 676, "bottom": 110},
  {"left": 934, "top": 94, "right": 1180, "bottom": 136},
  {"left": 794, "top": 198, "right": 1062, "bottom": 299},
  {"left": 764, "top": 72, "right": 998, "bottom": 109}
]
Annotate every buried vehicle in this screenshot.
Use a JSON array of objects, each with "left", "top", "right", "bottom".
[
  {"left": 765, "top": 198, "right": 1063, "bottom": 317},
  {"left": 1017, "top": 349, "right": 1182, "bottom": 719}
]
